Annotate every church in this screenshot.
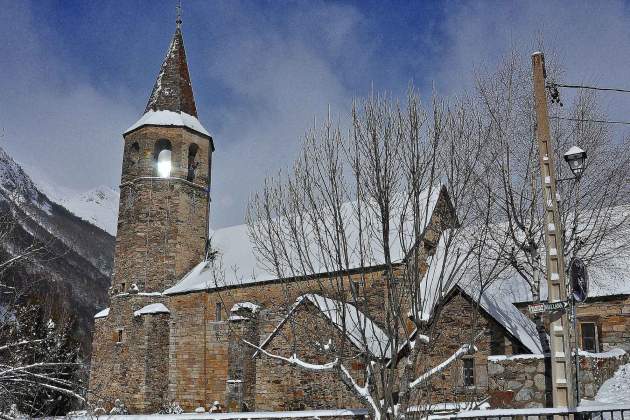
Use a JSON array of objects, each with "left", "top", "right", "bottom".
[{"left": 88, "top": 18, "right": 630, "bottom": 415}]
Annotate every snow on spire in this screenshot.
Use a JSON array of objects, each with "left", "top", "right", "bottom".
[{"left": 144, "top": 19, "right": 197, "bottom": 117}]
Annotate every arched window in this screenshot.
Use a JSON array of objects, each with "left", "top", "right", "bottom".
[
  {"left": 129, "top": 142, "right": 140, "bottom": 164},
  {"left": 154, "top": 139, "right": 172, "bottom": 178},
  {"left": 187, "top": 143, "right": 199, "bottom": 182}
]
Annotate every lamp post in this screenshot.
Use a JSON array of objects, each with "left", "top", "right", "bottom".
[{"left": 561, "top": 145, "right": 588, "bottom": 407}]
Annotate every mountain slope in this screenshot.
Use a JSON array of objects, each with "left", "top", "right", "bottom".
[{"left": 0, "top": 147, "right": 114, "bottom": 354}]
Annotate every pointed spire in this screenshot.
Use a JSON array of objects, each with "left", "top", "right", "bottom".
[{"left": 144, "top": 12, "right": 197, "bottom": 117}]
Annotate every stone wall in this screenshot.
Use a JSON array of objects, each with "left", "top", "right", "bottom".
[
  {"left": 254, "top": 304, "right": 365, "bottom": 411},
  {"left": 487, "top": 350, "right": 629, "bottom": 408},
  {"left": 114, "top": 125, "right": 211, "bottom": 296},
  {"left": 88, "top": 294, "right": 171, "bottom": 413}
]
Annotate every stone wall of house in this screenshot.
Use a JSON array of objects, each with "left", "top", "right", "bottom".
[
  {"left": 487, "top": 350, "right": 629, "bottom": 408},
  {"left": 574, "top": 296, "right": 630, "bottom": 352},
  {"left": 515, "top": 296, "right": 630, "bottom": 353},
  {"left": 415, "top": 292, "right": 523, "bottom": 403},
  {"left": 165, "top": 269, "right": 387, "bottom": 412},
  {"left": 88, "top": 294, "right": 170, "bottom": 413},
  {"left": 254, "top": 304, "right": 365, "bottom": 411}
]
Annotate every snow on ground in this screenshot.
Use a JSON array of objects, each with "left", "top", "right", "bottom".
[
  {"left": 588, "top": 363, "right": 630, "bottom": 405},
  {"left": 67, "top": 408, "right": 368, "bottom": 419}
]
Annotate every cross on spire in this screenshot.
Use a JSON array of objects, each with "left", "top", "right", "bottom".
[{"left": 176, "top": 0, "right": 182, "bottom": 28}]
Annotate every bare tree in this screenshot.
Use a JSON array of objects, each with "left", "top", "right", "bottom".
[
  {"left": 474, "top": 48, "right": 630, "bottom": 312},
  {"left": 239, "top": 89, "right": 503, "bottom": 419}
]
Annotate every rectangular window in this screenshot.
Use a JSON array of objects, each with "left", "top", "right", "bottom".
[
  {"left": 350, "top": 281, "right": 360, "bottom": 296},
  {"left": 581, "top": 322, "right": 598, "bottom": 352},
  {"left": 463, "top": 358, "right": 475, "bottom": 386},
  {"left": 116, "top": 329, "right": 123, "bottom": 343},
  {"left": 216, "top": 302, "right": 223, "bottom": 321}
]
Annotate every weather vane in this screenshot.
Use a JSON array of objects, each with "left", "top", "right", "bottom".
[{"left": 176, "top": 0, "right": 182, "bottom": 28}]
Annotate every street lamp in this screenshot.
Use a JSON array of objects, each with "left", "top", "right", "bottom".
[{"left": 563, "top": 146, "right": 587, "bottom": 179}]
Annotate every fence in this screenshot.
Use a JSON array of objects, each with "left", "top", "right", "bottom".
[{"left": 447, "top": 404, "right": 630, "bottom": 420}]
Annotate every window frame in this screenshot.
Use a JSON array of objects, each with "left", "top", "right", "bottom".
[
  {"left": 580, "top": 322, "right": 599, "bottom": 352},
  {"left": 216, "top": 302, "right": 223, "bottom": 321},
  {"left": 462, "top": 357, "right": 475, "bottom": 387},
  {"left": 115, "top": 328, "right": 124, "bottom": 344}
]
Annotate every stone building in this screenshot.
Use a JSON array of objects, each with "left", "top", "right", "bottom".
[{"left": 88, "top": 19, "right": 630, "bottom": 415}]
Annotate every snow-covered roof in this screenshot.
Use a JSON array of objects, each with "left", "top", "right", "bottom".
[
  {"left": 164, "top": 186, "right": 444, "bottom": 295},
  {"left": 124, "top": 110, "right": 210, "bottom": 137},
  {"left": 416, "top": 232, "right": 544, "bottom": 354},
  {"left": 94, "top": 308, "right": 110, "bottom": 319},
  {"left": 259, "top": 294, "right": 392, "bottom": 360},
  {"left": 231, "top": 302, "right": 261, "bottom": 313},
  {"left": 133, "top": 303, "right": 170, "bottom": 317}
]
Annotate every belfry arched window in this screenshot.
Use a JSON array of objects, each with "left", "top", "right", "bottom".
[
  {"left": 187, "top": 143, "right": 199, "bottom": 182},
  {"left": 154, "top": 139, "right": 172, "bottom": 178},
  {"left": 129, "top": 142, "right": 140, "bottom": 165}
]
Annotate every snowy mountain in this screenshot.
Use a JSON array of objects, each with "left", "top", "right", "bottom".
[
  {"left": 52, "top": 187, "right": 119, "bottom": 236},
  {"left": 23, "top": 167, "right": 119, "bottom": 236},
  {"left": 0, "top": 146, "right": 114, "bottom": 354}
]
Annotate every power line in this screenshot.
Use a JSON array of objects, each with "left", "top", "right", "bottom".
[
  {"left": 548, "top": 82, "right": 630, "bottom": 94},
  {"left": 550, "top": 116, "right": 630, "bottom": 126}
]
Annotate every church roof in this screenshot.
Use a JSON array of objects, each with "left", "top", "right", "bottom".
[
  {"left": 124, "top": 22, "right": 210, "bottom": 138},
  {"left": 163, "top": 186, "right": 446, "bottom": 295}
]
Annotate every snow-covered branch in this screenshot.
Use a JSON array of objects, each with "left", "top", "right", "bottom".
[
  {"left": 409, "top": 331, "right": 483, "bottom": 389},
  {"left": 242, "top": 340, "right": 339, "bottom": 371}
]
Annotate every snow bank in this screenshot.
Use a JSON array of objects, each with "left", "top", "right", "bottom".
[
  {"left": 579, "top": 349, "right": 626, "bottom": 359},
  {"left": 133, "top": 303, "right": 170, "bottom": 317},
  {"left": 125, "top": 110, "right": 210, "bottom": 137},
  {"left": 488, "top": 353, "right": 545, "bottom": 362},
  {"left": 69, "top": 408, "right": 369, "bottom": 419},
  {"left": 94, "top": 308, "right": 110, "bottom": 319},
  {"left": 591, "top": 363, "right": 630, "bottom": 405}
]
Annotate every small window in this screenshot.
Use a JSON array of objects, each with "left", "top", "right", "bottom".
[
  {"left": 581, "top": 322, "right": 598, "bottom": 352},
  {"left": 121, "top": 282, "right": 126, "bottom": 292},
  {"left": 216, "top": 302, "right": 223, "bottom": 321},
  {"left": 130, "top": 142, "right": 140, "bottom": 164},
  {"left": 350, "top": 281, "right": 360, "bottom": 297},
  {"left": 463, "top": 358, "right": 475, "bottom": 386},
  {"left": 187, "top": 143, "right": 199, "bottom": 182},
  {"left": 116, "top": 329, "right": 124, "bottom": 343}
]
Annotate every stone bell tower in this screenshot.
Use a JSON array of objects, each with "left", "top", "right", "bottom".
[
  {"left": 89, "top": 15, "right": 213, "bottom": 413},
  {"left": 114, "top": 18, "right": 213, "bottom": 294}
]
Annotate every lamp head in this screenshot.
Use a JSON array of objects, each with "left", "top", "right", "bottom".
[{"left": 563, "top": 146, "right": 587, "bottom": 179}]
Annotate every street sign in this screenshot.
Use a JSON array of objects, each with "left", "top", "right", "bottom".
[
  {"left": 528, "top": 300, "right": 569, "bottom": 314},
  {"left": 570, "top": 257, "right": 589, "bottom": 303}
]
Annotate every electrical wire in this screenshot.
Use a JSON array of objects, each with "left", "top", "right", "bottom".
[
  {"left": 548, "top": 82, "right": 630, "bottom": 94},
  {"left": 550, "top": 116, "right": 630, "bottom": 126}
]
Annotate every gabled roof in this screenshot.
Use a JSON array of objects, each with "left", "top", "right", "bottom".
[
  {"left": 258, "top": 294, "right": 392, "bottom": 360},
  {"left": 417, "top": 233, "right": 544, "bottom": 354}
]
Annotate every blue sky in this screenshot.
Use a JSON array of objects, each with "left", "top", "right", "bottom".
[{"left": 3, "top": 1, "right": 630, "bottom": 227}]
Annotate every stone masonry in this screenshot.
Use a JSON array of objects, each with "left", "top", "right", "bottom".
[{"left": 487, "top": 351, "right": 629, "bottom": 408}]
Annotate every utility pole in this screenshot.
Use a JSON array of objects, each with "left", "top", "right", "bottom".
[{"left": 531, "top": 52, "right": 575, "bottom": 408}]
